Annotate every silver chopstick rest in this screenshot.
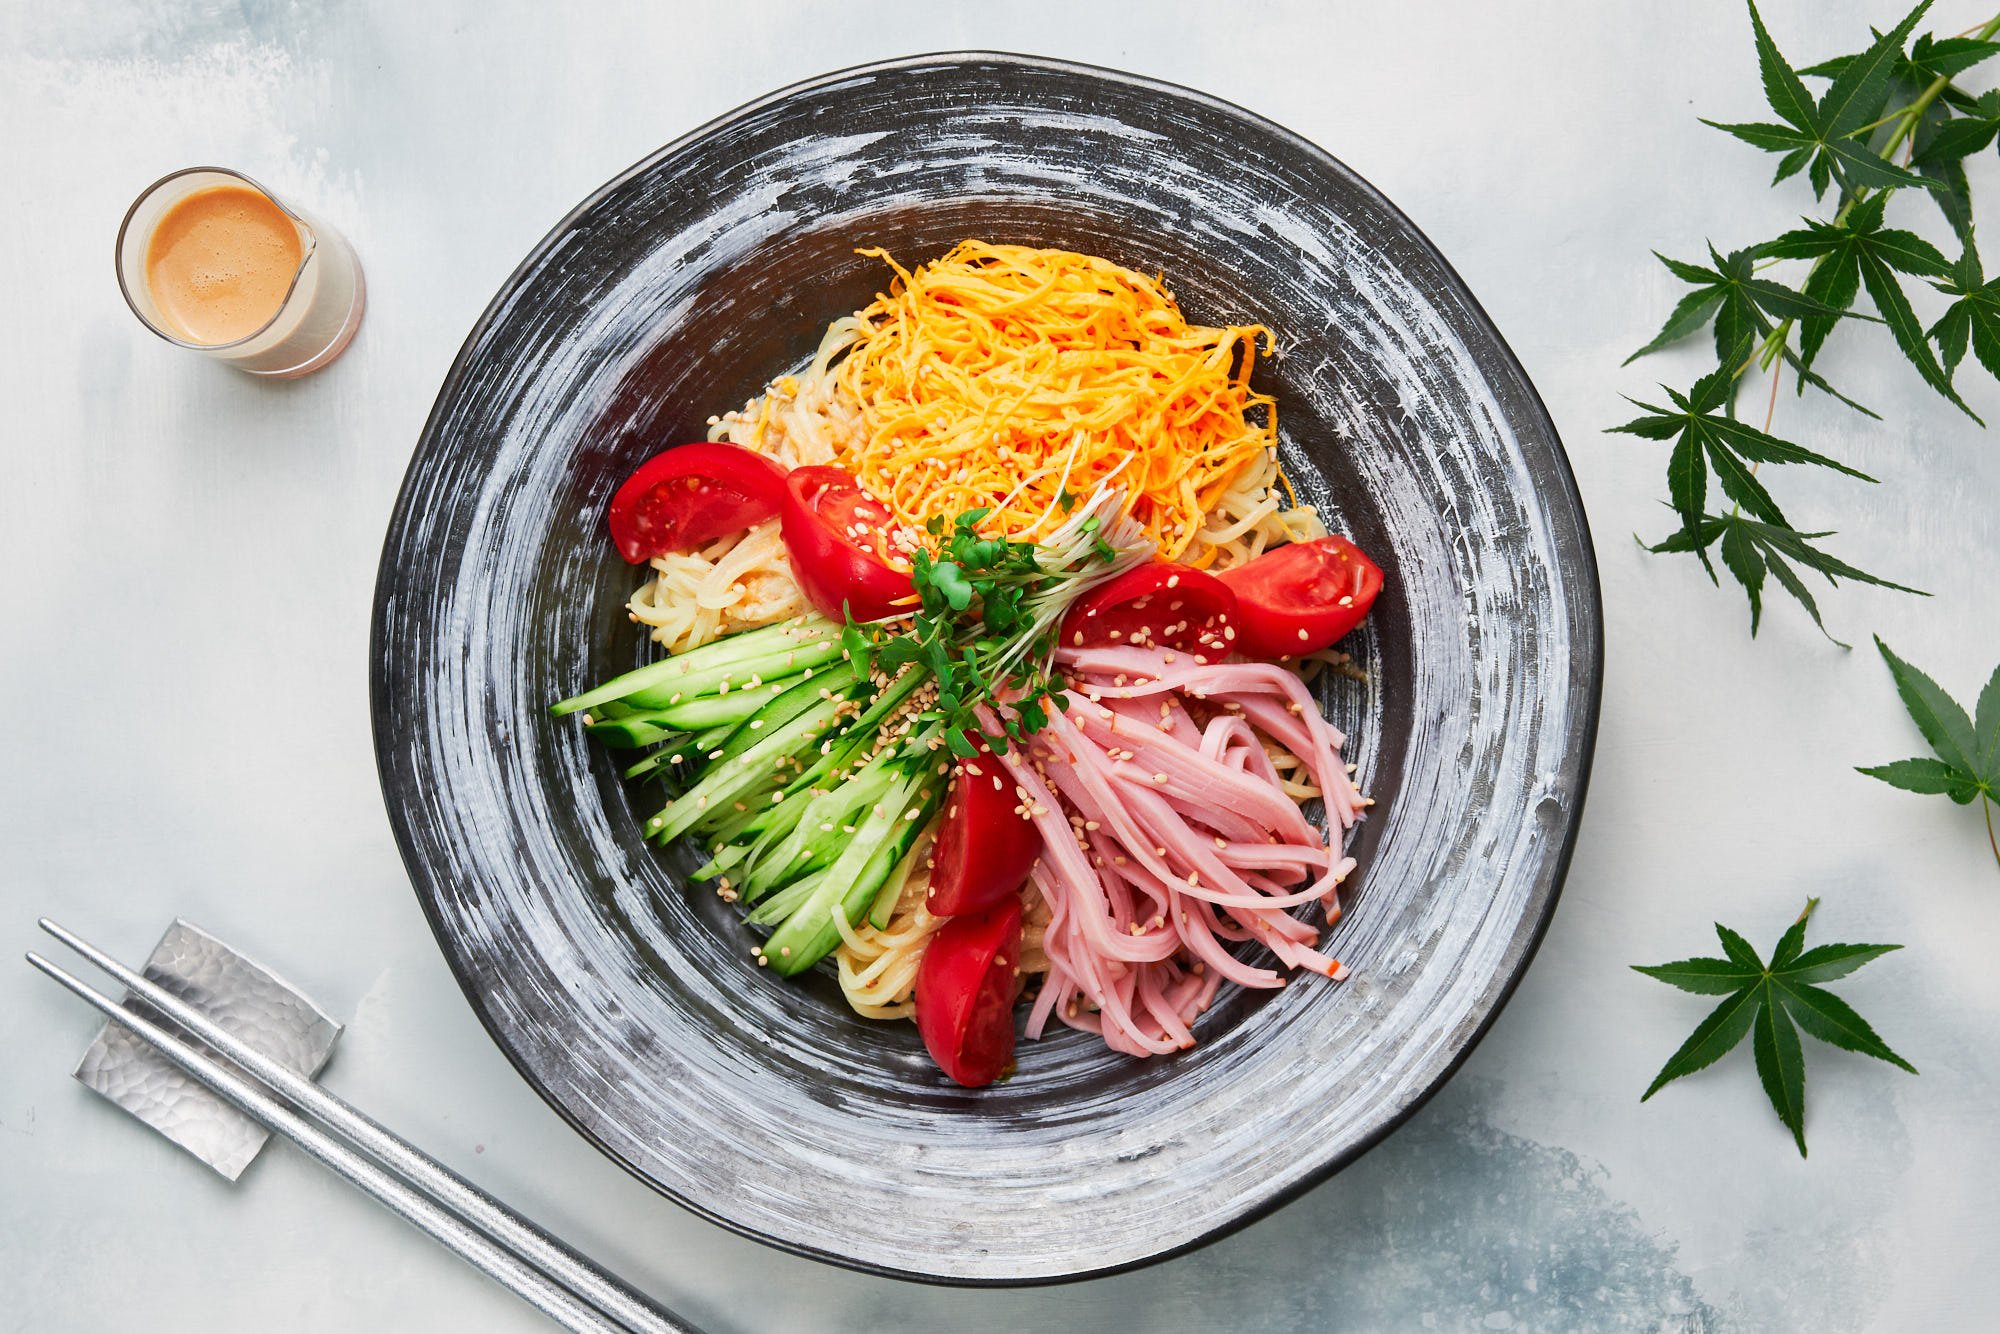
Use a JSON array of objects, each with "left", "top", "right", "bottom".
[{"left": 73, "top": 918, "right": 342, "bottom": 1179}]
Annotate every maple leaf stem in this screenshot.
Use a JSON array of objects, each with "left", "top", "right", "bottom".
[
  {"left": 1724, "top": 354, "right": 1787, "bottom": 522},
  {"left": 1984, "top": 794, "right": 1999, "bottom": 875},
  {"left": 1848, "top": 108, "right": 1911, "bottom": 136},
  {"left": 1732, "top": 330, "right": 1778, "bottom": 379},
  {"left": 1719, "top": 326, "right": 1795, "bottom": 518}
]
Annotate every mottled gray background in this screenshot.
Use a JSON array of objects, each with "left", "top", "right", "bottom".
[{"left": 2, "top": 2, "right": 1996, "bottom": 1331}]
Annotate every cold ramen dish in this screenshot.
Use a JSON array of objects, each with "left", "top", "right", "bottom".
[{"left": 553, "top": 242, "right": 1384, "bottom": 1087}]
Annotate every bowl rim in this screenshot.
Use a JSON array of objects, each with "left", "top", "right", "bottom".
[{"left": 372, "top": 48, "right": 1604, "bottom": 1287}]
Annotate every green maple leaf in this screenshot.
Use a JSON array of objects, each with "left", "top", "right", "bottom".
[
  {"left": 1754, "top": 193, "right": 1889, "bottom": 374},
  {"left": 1902, "top": 31, "right": 2000, "bottom": 82},
  {"left": 1929, "top": 245, "right": 2000, "bottom": 384},
  {"left": 1756, "top": 192, "right": 1974, "bottom": 421},
  {"left": 1688, "top": 513, "right": 1923, "bottom": 642},
  {"left": 1635, "top": 898, "right": 1914, "bottom": 1157},
  {"left": 1621, "top": 3, "right": 1982, "bottom": 633},
  {"left": 1912, "top": 99, "right": 1977, "bottom": 247},
  {"left": 1628, "top": 247, "right": 1878, "bottom": 418},
  {"left": 1800, "top": 31, "right": 2000, "bottom": 106},
  {"left": 1857, "top": 638, "right": 2000, "bottom": 872},
  {"left": 1627, "top": 246, "right": 1852, "bottom": 369},
  {"left": 1706, "top": 1, "right": 1943, "bottom": 199},
  {"left": 1828, "top": 34, "right": 2000, "bottom": 239},
  {"left": 1914, "top": 87, "right": 2000, "bottom": 163},
  {"left": 1611, "top": 368, "right": 1875, "bottom": 566},
  {"left": 1801, "top": 28, "right": 1995, "bottom": 242}
]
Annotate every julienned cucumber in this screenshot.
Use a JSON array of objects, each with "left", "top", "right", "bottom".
[
  {"left": 665, "top": 662, "right": 870, "bottom": 846},
  {"left": 550, "top": 615, "right": 839, "bottom": 717},
  {"left": 646, "top": 692, "right": 858, "bottom": 846},
  {"left": 706, "top": 664, "right": 933, "bottom": 896},
  {"left": 736, "top": 759, "right": 903, "bottom": 900},
  {"left": 763, "top": 665, "right": 928, "bottom": 797},
  {"left": 556, "top": 614, "right": 948, "bottom": 982},
  {"left": 710, "top": 660, "right": 862, "bottom": 765},
  {"left": 621, "top": 724, "right": 733, "bottom": 783},
  {"left": 744, "top": 867, "right": 827, "bottom": 926},
  {"left": 622, "top": 635, "right": 845, "bottom": 710},
  {"left": 761, "top": 762, "right": 945, "bottom": 976},
  {"left": 871, "top": 837, "right": 929, "bottom": 931},
  {"left": 591, "top": 684, "right": 780, "bottom": 739},
  {"left": 584, "top": 688, "right": 772, "bottom": 746}
]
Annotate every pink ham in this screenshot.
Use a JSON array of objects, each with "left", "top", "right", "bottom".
[{"left": 983, "top": 644, "right": 1365, "bottom": 1058}]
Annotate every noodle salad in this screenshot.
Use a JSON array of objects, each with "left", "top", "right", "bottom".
[{"left": 554, "top": 242, "right": 1384, "bottom": 1086}]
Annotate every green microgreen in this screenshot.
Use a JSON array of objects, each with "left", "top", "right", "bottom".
[{"left": 860, "top": 493, "right": 1151, "bottom": 751}]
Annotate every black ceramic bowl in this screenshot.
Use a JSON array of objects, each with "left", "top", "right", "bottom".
[{"left": 373, "top": 53, "right": 1601, "bottom": 1284}]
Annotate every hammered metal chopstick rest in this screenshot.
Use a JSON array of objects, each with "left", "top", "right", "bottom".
[{"left": 72, "top": 919, "right": 343, "bottom": 1179}]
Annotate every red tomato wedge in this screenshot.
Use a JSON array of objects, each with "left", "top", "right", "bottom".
[
  {"left": 1060, "top": 562, "right": 1238, "bottom": 659},
  {"left": 1217, "top": 535, "right": 1384, "bottom": 657},
  {"left": 926, "top": 743, "right": 1038, "bottom": 917},
  {"left": 779, "top": 465, "right": 917, "bottom": 623},
  {"left": 606, "top": 443, "right": 788, "bottom": 564},
  {"left": 914, "top": 895, "right": 1023, "bottom": 1088}
]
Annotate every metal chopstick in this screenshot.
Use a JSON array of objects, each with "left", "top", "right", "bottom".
[
  {"left": 35, "top": 918, "right": 685, "bottom": 1334},
  {"left": 29, "top": 923, "right": 696, "bottom": 1334},
  {"left": 28, "top": 949, "right": 620, "bottom": 1332}
]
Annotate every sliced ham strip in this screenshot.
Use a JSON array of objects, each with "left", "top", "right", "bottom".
[{"left": 981, "top": 644, "right": 1366, "bottom": 1057}]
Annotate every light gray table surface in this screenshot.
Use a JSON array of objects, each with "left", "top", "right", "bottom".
[{"left": 4, "top": 2, "right": 1997, "bottom": 1330}]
